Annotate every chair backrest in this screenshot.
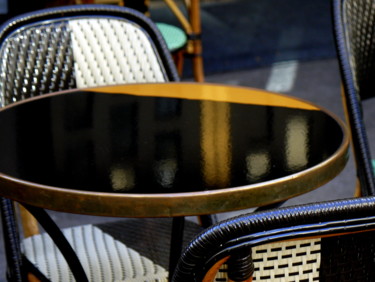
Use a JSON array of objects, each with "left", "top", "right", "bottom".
[
  {"left": 0, "top": 5, "right": 179, "bottom": 280},
  {"left": 332, "top": 0, "right": 375, "bottom": 195},
  {"left": 0, "top": 4, "right": 179, "bottom": 107},
  {"left": 172, "top": 196, "right": 375, "bottom": 281}
]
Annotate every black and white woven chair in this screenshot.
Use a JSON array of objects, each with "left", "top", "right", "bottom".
[
  {"left": 0, "top": 5, "right": 206, "bottom": 282},
  {"left": 332, "top": 0, "right": 375, "bottom": 197},
  {"left": 0, "top": 4, "right": 179, "bottom": 106},
  {"left": 173, "top": 196, "right": 375, "bottom": 281}
]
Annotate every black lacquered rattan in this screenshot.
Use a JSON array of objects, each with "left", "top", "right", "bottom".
[
  {"left": 173, "top": 196, "right": 375, "bottom": 281},
  {"left": 332, "top": 0, "right": 375, "bottom": 196}
]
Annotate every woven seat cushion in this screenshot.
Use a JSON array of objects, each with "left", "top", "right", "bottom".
[
  {"left": 23, "top": 218, "right": 203, "bottom": 282},
  {"left": 156, "top": 23, "right": 187, "bottom": 52}
]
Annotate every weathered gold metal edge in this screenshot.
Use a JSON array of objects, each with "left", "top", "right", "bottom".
[
  {"left": 86, "top": 82, "right": 320, "bottom": 110},
  {"left": 0, "top": 84, "right": 350, "bottom": 217},
  {"left": 0, "top": 118, "right": 350, "bottom": 218},
  {"left": 0, "top": 83, "right": 319, "bottom": 112}
]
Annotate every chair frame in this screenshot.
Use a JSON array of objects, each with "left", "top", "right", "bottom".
[
  {"left": 332, "top": 0, "right": 375, "bottom": 196},
  {"left": 172, "top": 196, "right": 375, "bottom": 281}
]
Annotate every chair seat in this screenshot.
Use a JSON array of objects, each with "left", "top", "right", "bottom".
[
  {"left": 156, "top": 23, "right": 187, "bottom": 52},
  {"left": 23, "top": 218, "right": 203, "bottom": 282}
]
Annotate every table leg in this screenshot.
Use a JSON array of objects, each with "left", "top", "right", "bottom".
[
  {"left": 199, "top": 214, "right": 217, "bottom": 228},
  {"left": 169, "top": 216, "right": 185, "bottom": 280}
]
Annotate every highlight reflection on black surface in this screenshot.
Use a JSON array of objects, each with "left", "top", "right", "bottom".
[{"left": 0, "top": 91, "right": 343, "bottom": 193}]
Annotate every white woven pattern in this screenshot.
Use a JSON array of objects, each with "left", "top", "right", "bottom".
[
  {"left": 23, "top": 224, "right": 168, "bottom": 282},
  {"left": 215, "top": 239, "right": 321, "bottom": 282},
  {"left": 69, "top": 18, "right": 167, "bottom": 88},
  {"left": 252, "top": 239, "right": 321, "bottom": 281}
]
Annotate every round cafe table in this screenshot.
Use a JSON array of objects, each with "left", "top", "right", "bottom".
[{"left": 0, "top": 83, "right": 349, "bottom": 217}]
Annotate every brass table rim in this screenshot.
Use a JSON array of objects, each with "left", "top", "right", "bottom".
[
  {"left": 0, "top": 82, "right": 322, "bottom": 111},
  {"left": 0, "top": 83, "right": 350, "bottom": 217}
]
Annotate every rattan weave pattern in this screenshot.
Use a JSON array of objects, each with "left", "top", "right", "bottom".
[
  {"left": 70, "top": 18, "right": 167, "bottom": 88},
  {"left": 96, "top": 218, "right": 204, "bottom": 271},
  {"left": 23, "top": 224, "right": 169, "bottom": 282},
  {"left": 214, "top": 239, "right": 320, "bottom": 282},
  {"left": 320, "top": 231, "right": 375, "bottom": 281},
  {"left": 0, "top": 17, "right": 170, "bottom": 108},
  {"left": 252, "top": 239, "right": 320, "bottom": 281},
  {"left": 343, "top": 0, "right": 375, "bottom": 100},
  {"left": 0, "top": 21, "right": 76, "bottom": 107}
]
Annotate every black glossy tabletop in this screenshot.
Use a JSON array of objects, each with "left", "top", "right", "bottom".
[{"left": 0, "top": 83, "right": 349, "bottom": 217}]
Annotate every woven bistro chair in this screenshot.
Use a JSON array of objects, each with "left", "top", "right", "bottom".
[
  {"left": 130, "top": 0, "right": 203, "bottom": 82},
  {"left": 0, "top": 5, "right": 206, "bottom": 281},
  {"left": 172, "top": 196, "right": 375, "bottom": 281},
  {"left": 156, "top": 0, "right": 204, "bottom": 82},
  {"left": 332, "top": 0, "right": 375, "bottom": 196}
]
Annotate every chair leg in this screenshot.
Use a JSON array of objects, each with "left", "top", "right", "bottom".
[
  {"left": 198, "top": 214, "right": 217, "bottom": 228},
  {"left": 192, "top": 52, "right": 204, "bottom": 82},
  {"left": 188, "top": 0, "right": 204, "bottom": 82},
  {"left": 354, "top": 178, "right": 362, "bottom": 197},
  {"left": 161, "top": 0, "right": 205, "bottom": 82},
  {"left": 172, "top": 50, "right": 185, "bottom": 76},
  {"left": 18, "top": 204, "right": 40, "bottom": 237}
]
